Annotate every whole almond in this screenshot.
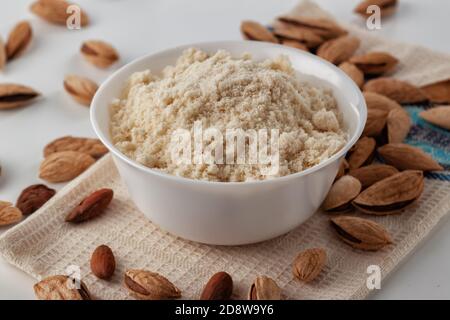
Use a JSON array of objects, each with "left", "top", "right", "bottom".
[
  {"left": 39, "top": 151, "right": 95, "bottom": 183},
  {"left": 364, "top": 78, "right": 428, "bottom": 104},
  {"left": 273, "top": 20, "right": 324, "bottom": 48},
  {"left": 124, "top": 269, "right": 181, "bottom": 300},
  {"left": 363, "top": 91, "right": 402, "bottom": 113},
  {"left": 363, "top": 108, "right": 389, "bottom": 137},
  {"left": 349, "top": 164, "right": 398, "bottom": 188},
  {"left": 378, "top": 143, "right": 443, "bottom": 171},
  {"left": 90, "top": 245, "right": 115, "bottom": 280},
  {"left": 64, "top": 75, "right": 98, "bottom": 106},
  {"left": 339, "top": 62, "right": 364, "bottom": 88},
  {"left": 16, "top": 184, "right": 56, "bottom": 215},
  {"left": 292, "top": 248, "right": 326, "bottom": 282},
  {"left": 0, "top": 37, "right": 6, "bottom": 70},
  {"left": 355, "top": 0, "right": 398, "bottom": 18},
  {"left": 240, "top": 21, "right": 278, "bottom": 43},
  {"left": 421, "top": 80, "right": 450, "bottom": 104},
  {"left": 6, "top": 21, "right": 33, "bottom": 60},
  {"left": 44, "top": 136, "right": 108, "bottom": 159},
  {"left": 30, "top": 0, "right": 89, "bottom": 26},
  {"left": 200, "top": 271, "right": 233, "bottom": 300},
  {"left": 331, "top": 216, "right": 392, "bottom": 251},
  {"left": 322, "top": 175, "right": 361, "bottom": 212},
  {"left": 0, "top": 202, "right": 23, "bottom": 226},
  {"left": 248, "top": 276, "right": 281, "bottom": 300},
  {"left": 81, "top": 40, "right": 119, "bottom": 68},
  {"left": 353, "top": 170, "right": 423, "bottom": 215},
  {"left": 34, "top": 275, "right": 91, "bottom": 300},
  {"left": 347, "top": 136, "right": 376, "bottom": 169},
  {"left": 349, "top": 52, "right": 398, "bottom": 75},
  {"left": 419, "top": 106, "right": 450, "bottom": 130},
  {"left": 65, "top": 188, "right": 113, "bottom": 223},
  {"left": 277, "top": 16, "right": 347, "bottom": 40},
  {"left": 281, "top": 39, "right": 308, "bottom": 51},
  {"left": 0, "top": 83, "right": 40, "bottom": 110},
  {"left": 387, "top": 107, "right": 411, "bottom": 143},
  {"left": 317, "top": 35, "right": 360, "bottom": 65}
]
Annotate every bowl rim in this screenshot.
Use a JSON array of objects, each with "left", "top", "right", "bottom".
[{"left": 90, "top": 40, "right": 367, "bottom": 187}]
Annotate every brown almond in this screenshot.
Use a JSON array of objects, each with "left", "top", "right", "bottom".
[
  {"left": 339, "top": 62, "right": 364, "bottom": 88},
  {"left": 277, "top": 16, "right": 347, "bottom": 40},
  {"left": 44, "top": 136, "right": 108, "bottom": 159},
  {"left": 355, "top": 0, "right": 398, "bottom": 18},
  {"left": 30, "top": 0, "right": 89, "bottom": 26},
  {"left": 0, "top": 83, "right": 40, "bottom": 110},
  {"left": 273, "top": 20, "right": 324, "bottom": 48},
  {"left": 349, "top": 52, "right": 398, "bottom": 75},
  {"left": 65, "top": 188, "right": 113, "bottom": 223},
  {"left": 64, "top": 75, "right": 98, "bottom": 106},
  {"left": 352, "top": 170, "right": 424, "bottom": 215},
  {"left": 378, "top": 143, "right": 443, "bottom": 171},
  {"left": 248, "top": 276, "right": 281, "bottom": 300},
  {"left": 421, "top": 80, "right": 450, "bottom": 104},
  {"left": 363, "top": 91, "right": 402, "bottom": 113},
  {"left": 39, "top": 151, "right": 95, "bottom": 183},
  {"left": 317, "top": 35, "right": 360, "bottom": 65},
  {"left": 6, "top": 21, "right": 33, "bottom": 60},
  {"left": 363, "top": 108, "right": 389, "bottom": 137},
  {"left": 322, "top": 175, "right": 361, "bottom": 212},
  {"left": 292, "top": 248, "right": 326, "bottom": 282},
  {"left": 387, "top": 107, "right": 411, "bottom": 143},
  {"left": 349, "top": 164, "right": 399, "bottom": 188},
  {"left": 34, "top": 275, "right": 91, "bottom": 300},
  {"left": 90, "top": 245, "right": 115, "bottom": 280},
  {"left": 240, "top": 21, "right": 278, "bottom": 43},
  {"left": 280, "top": 39, "right": 308, "bottom": 51},
  {"left": 124, "top": 269, "right": 181, "bottom": 300},
  {"left": 81, "top": 40, "right": 119, "bottom": 68},
  {"left": 200, "top": 272, "right": 233, "bottom": 300},
  {"left": 0, "top": 37, "right": 6, "bottom": 70},
  {"left": 364, "top": 78, "right": 428, "bottom": 104},
  {"left": 347, "top": 136, "right": 376, "bottom": 169},
  {"left": 16, "top": 184, "right": 56, "bottom": 215},
  {"left": 0, "top": 203, "right": 23, "bottom": 226},
  {"left": 419, "top": 106, "right": 450, "bottom": 130}
]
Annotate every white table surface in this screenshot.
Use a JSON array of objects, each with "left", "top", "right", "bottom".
[{"left": 1, "top": 0, "right": 449, "bottom": 300}]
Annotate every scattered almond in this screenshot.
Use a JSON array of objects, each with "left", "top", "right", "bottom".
[
  {"left": 387, "top": 107, "right": 411, "bottom": 143},
  {"left": 44, "top": 136, "right": 108, "bottom": 159},
  {"left": 34, "top": 275, "right": 91, "bottom": 300},
  {"left": 347, "top": 136, "right": 376, "bottom": 169},
  {"left": 317, "top": 35, "right": 360, "bottom": 65},
  {"left": 16, "top": 184, "right": 56, "bottom": 215},
  {"left": 419, "top": 106, "right": 450, "bottom": 130},
  {"left": 39, "top": 151, "right": 95, "bottom": 183},
  {"left": 30, "top": 0, "right": 89, "bottom": 26},
  {"left": 277, "top": 16, "right": 347, "bottom": 40},
  {"left": 348, "top": 164, "right": 398, "bottom": 189},
  {"left": 322, "top": 175, "right": 361, "bottom": 212},
  {"left": 0, "top": 201, "right": 23, "bottom": 226},
  {"left": 363, "top": 91, "right": 402, "bottom": 113},
  {"left": 349, "top": 52, "right": 398, "bottom": 76},
  {"left": 65, "top": 188, "right": 113, "bottom": 223},
  {"left": 280, "top": 39, "right": 308, "bottom": 51},
  {"left": 64, "top": 75, "right": 98, "bottom": 107},
  {"left": 81, "top": 40, "right": 119, "bottom": 68},
  {"left": 421, "top": 80, "right": 450, "bottom": 104},
  {"left": 273, "top": 20, "right": 324, "bottom": 48},
  {"left": 364, "top": 78, "right": 428, "bottom": 104},
  {"left": 248, "top": 276, "right": 281, "bottom": 300},
  {"left": 124, "top": 269, "right": 181, "bottom": 300},
  {"left": 363, "top": 108, "right": 389, "bottom": 137},
  {"left": 0, "top": 83, "right": 40, "bottom": 110},
  {"left": 330, "top": 216, "right": 392, "bottom": 251},
  {"left": 354, "top": 0, "right": 398, "bottom": 18},
  {"left": 339, "top": 62, "right": 364, "bottom": 88},
  {"left": 200, "top": 271, "right": 233, "bottom": 300},
  {"left": 6, "top": 21, "right": 33, "bottom": 60},
  {"left": 90, "top": 245, "right": 115, "bottom": 280},
  {"left": 378, "top": 143, "right": 443, "bottom": 171},
  {"left": 292, "top": 248, "right": 326, "bottom": 282},
  {"left": 240, "top": 21, "right": 278, "bottom": 43}
]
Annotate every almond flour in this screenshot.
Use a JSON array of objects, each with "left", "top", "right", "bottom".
[{"left": 111, "top": 48, "right": 347, "bottom": 182}]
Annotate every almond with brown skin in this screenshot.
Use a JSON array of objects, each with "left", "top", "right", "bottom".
[
  {"left": 364, "top": 78, "right": 428, "bottom": 104},
  {"left": 0, "top": 83, "right": 40, "bottom": 110},
  {"left": 248, "top": 276, "right": 281, "bottom": 300},
  {"left": 280, "top": 39, "right": 308, "bottom": 51},
  {"left": 81, "top": 40, "right": 119, "bottom": 68},
  {"left": 240, "top": 21, "right": 278, "bottom": 43},
  {"left": 421, "top": 80, "right": 450, "bottom": 104},
  {"left": 378, "top": 143, "right": 443, "bottom": 171},
  {"left": 34, "top": 275, "right": 91, "bottom": 300},
  {"left": 363, "top": 108, "right": 389, "bottom": 137},
  {"left": 355, "top": 0, "right": 398, "bottom": 18},
  {"left": 0, "top": 202, "right": 23, "bottom": 226},
  {"left": 317, "top": 35, "right": 360, "bottom": 65},
  {"left": 0, "top": 37, "right": 6, "bottom": 70},
  {"left": 363, "top": 91, "right": 402, "bottom": 113},
  {"left": 30, "top": 0, "right": 89, "bottom": 26},
  {"left": 39, "top": 151, "right": 95, "bottom": 183},
  {"left": 6, "top": 21, "right": 32, "bottom": 60},
  {"left": 349, "top": 164, "right": 398, "bottom": 189},
  {"left": 44, "top": 136, "right": 108, "bottom": 159},
  {"left": 352, "top": 170, "right": 424, "bottom": 215},
  {"left": 323, "top": 175, "right": 361, "bottom": 212},
  {"left": 90, "top": 245, "right": 115, "bottom": 280},
  {"left": 65, "top": 188, "right": 113, "bottom": 223},
  {"left": 124, "top": 269, "right": 181, "bottom": 300},
  {"left": 331, "top": 216, "right": 392, "bottom": 251},
  {"left": 419, "top": 106, "right": 450, "bottom": 130},
  {"left": 273, "top": 20, "right": 324, "bottom": 48},
  {"left": 387, "top": 107, "right": 411, "bottom": 143},
  {"left": 16, "top": 184, "right": 56, "bottom": 215},
  {"left": 277, "top": 16, "right": 347, "bottom": 40},
  {"left": 64, "top": 75, "right": 98, "bottom": 107},
  {"left": 347, "top": 136, "right": 376, "bottom": 169},
  {"left": 200, "top": 271, "right": 233, "bottom": 300},
  {"left": 349, "top": 52, "right": 398, "bottom": 75},
  {"left": 293, "top": 248, "right": 326, "bottom": 282},
  {"left": 339, "top": 62, "right": 364, "bottom": 88}
]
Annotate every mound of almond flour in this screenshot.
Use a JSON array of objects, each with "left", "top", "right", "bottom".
[{"left": 110, "top": 48, "right": 347, "bottom": 182}]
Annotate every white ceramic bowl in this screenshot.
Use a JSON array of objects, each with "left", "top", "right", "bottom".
[{"left": 91, "top": 41, "right": 366, "bottom": 245}]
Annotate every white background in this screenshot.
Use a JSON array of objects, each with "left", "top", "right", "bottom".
[{"left": 1, "top": 0, "right": 449, "bottom": 299}]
